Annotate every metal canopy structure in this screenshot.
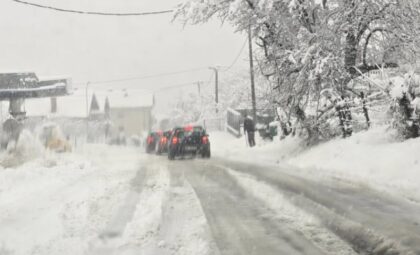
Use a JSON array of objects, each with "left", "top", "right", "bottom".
[
  {"left": 0, "top": 72, "right": 71, "bottom": 119},
  {"left": 0, "top": 72, "right": 71, "bottom": 100}
]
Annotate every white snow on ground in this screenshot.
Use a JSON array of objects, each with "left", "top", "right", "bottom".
[
  {"left": 0, "top": 142, "right": 215, "bottom": 255},
  {"left": 2, "top": 125, "right": 418, "bottom": 254},
  {"left": 0, "top": 130, "right": 45, "bottom": 168},
  {"left": 157, "top": 174, "right": 218, "bottom": 255},
  {"left": 211, "top": 126, "right": 420, "bottom": 201},
  {"left": 288, "top": 127, "right": 420, "bottom": 201},
  {"left": 226, "top": 168, "right": 357, "bottom": 255},
  {"left": 87, "top": 160, "right": 216, "bottom": 255},
  {"left": 211, "top": 131, "right": 303, "bottom": 161},
  {"left": 0, "top": 145, "right": 141, "bottom": 255},
  {"left": 103, "top": 164, "right": 170, "bottom": 255}
]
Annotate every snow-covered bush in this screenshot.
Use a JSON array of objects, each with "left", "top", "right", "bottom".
[{"left": 387, "top": 77, "right": 420, "bottom": 139}]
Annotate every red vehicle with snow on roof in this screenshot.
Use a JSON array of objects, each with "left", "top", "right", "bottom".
[{"left": 167, "top": 125, "right": 210, "bottom": 160}]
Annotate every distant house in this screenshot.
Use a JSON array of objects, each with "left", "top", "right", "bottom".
[
  {"left": 23, "top": 88, "right": 154, "bottom": 138},
  {"left": 94, "top": 90, "right": 154, "bottom": 137}
]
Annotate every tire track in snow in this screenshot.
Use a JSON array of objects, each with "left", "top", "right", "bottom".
[
  {"left": 224, "top": 167, "right": 358, "bottom": 255},
  {"left": 216, "top": 158, "right": 420, "bottom": 255},
  {"left": 88, "top": 160, "right": 169, "bottom": 255},
  {"left": 89, "top": 157, "right": 220, "bottom": 255},
  {"left": 154, "top": 164, "right": 220, "bottom": 255},
  {"left": 98, "top": 167, "right": 148, "bottom": 240},
  {"left": 184, "top": 160, "right": 327, "bottom": 255}
]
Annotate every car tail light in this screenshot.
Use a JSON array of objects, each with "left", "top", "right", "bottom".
[
  {"left": 202, "top": 136, "right": 208, "bottom": 144},
  {"left": 172, "top": 137, "right": 178, "bottom": 144},
  {"left": 184, "top": 125, "right": 193, "bottom": 132}
]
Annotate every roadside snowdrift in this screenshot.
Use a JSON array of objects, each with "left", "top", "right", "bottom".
[
  {"left": 212, "top": 127, "right": 420, "bottom": 199},
  {"left": 289, "top": 127, "right": 420, "bottom": 198},
  {"left": 0, "top": 145, "right": 141, "bottom": 255},
  {"left": 0, "top": 130, "right": 45, "bottom": 168}
]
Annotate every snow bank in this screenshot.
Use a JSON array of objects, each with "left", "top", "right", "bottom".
[
  {"left": 0, "top": 130, "right": 45, "bottom": 168},
  {"left": 212, "top": 127, "right": 420, "bottom": 200},
  {"left": 289, "top": 127, "right": 420, "bottom": 200},
  {"left": 211, "top": 131, "right": 304, "bottom": 162},
  {"left": 0, "top": 144, "right": 142, "bottom": 255}
]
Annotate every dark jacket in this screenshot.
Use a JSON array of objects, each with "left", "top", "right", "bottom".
[{"left": 244, "top": 118, "right": 255, "bottom": 133}]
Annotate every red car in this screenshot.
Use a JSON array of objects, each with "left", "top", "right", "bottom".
[
  {"left": 168, "top": 125, "right": 210, "bottom": 160},
  {"left": 145, "top": 131, "right": 159, "bottom": 153},
  {"left": 156, "top": 130, "right": 172, "bottom": 154}
]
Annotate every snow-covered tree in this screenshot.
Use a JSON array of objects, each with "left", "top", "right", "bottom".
[
  {"left": 168, "top": 69, "right": 271, "bottom": 126},
  {"left": 175, "top": 0, "right": 420, "bottom": 141}
]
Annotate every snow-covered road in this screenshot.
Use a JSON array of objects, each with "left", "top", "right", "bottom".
[
  {"left": 1, "top": 144, "right": 420, "bottom": 255},
  {"left": 174, "top": 160, "right": 356, "bottom": 255},
  {"left": 0, "top": 146, "right": 216, "bottom": 255},
  {"left": 209, "top": 158, "right": 420, "bottom": 255}
]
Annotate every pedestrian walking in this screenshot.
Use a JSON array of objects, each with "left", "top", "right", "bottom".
[{"left": 244, "top": 115, "right": 256, "bottom": 147}]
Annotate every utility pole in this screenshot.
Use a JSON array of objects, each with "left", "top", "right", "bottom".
[
  {"left": 197, "top": 81, "right": 201, "bottom": 96},
  {"left": 248, "top": 25, "right": 257, "bottom": 122},
  {"left": 209, "top": 67, "right": 219, "bottom": 113}
]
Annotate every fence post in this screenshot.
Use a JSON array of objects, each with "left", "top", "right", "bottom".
[{"left": 360, "top": 92, "right": 371, "bottom": 129}]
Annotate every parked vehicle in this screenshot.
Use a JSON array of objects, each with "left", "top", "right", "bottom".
[
  {"left": 145, "top": 131, "right": 158, "bottom": 153},
  {"left": 156, "top": 130, "right": 171, "bottom": 154},
  {"left": 39, "top": 123, "right": 72, "bottom": 153},
  {"left": 168, "top": 125, "right": 211, "bottom": 160}
]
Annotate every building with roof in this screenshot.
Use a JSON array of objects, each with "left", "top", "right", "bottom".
[
  {"left": 97, "top": 89, "right": 154, "bottom": 137},
  {"left": 21, "top": 88, "right": 154, "bottom": 139}
]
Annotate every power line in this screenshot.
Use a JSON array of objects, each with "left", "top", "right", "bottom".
[
  {"left": 74, "top": 81, "right": 203, "bottom": 92},
  {"left": 156, "top": 81, "right": 204, "bottom": 91},
  {"left": 11, "top": 0, "right": 174, "bottom": 16},
  {"left": 73, "top": 67, "right": 208, "bottom": 86},
  {"left": 221, "top": 38, "right": 248, "bottom": 72},
  {"left": 205, "top": 72, "right": 214, "bottom": 86}
]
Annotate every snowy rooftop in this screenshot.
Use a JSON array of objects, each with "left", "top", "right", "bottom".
[{"left": 23, "top": 88, "right": 154, "bottom": 118}]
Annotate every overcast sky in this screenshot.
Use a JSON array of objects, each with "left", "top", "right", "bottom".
[{"left": 0, "top": 0, "right": 249, "bottom": 113}]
